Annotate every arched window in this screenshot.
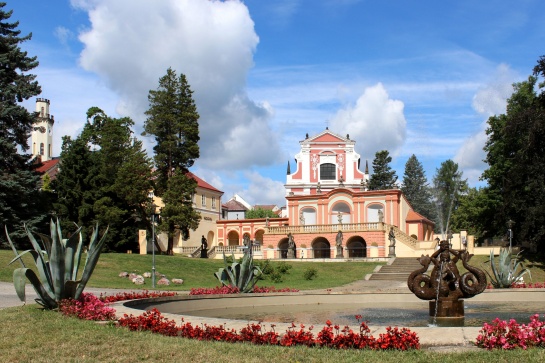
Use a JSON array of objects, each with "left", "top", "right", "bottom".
[
  {"left": 40, "top": 143, "right": 44, "bottom": 155},
  {"left": 300, "top": 207, "right": 316, "bottom": 225},
  {"left": 367, "top": 204, "right": 384, "bottom": 222},
  {"left": 320, "top": 163, "right": 336, "bottom": 180}
]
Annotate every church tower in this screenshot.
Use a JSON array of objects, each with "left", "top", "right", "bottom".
[{"left": 31, "top": 98, "right": 54, "bottom": 161}]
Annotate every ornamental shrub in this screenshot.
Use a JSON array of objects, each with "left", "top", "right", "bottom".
[{"left": 303, "top": 267, "right": 318, "bottom": 280}]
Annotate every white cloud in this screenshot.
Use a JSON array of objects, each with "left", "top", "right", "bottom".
[
  {"left": 54, "top": 26, "right": 74, "bottom": 46},
  {"left": 237, "top": 171, "right": 286, "bottom": 207},
  {"left": 455, "top": 64, "right": 517, "bottom": 185},
  {"left": 330, "top": 83, "right": 406, "bottom": 161},
  {"left": 73, "top": 0, "right": 282, "bottom": 170},
  {"left": 472, "top": 63, "right": 515, "bottom": 117}
]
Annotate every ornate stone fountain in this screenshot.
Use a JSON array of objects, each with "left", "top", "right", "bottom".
[{"left": 407, "top": 240, "right": 487, "bottom": 319}]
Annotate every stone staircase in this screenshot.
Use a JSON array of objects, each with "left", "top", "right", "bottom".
[{"left": 368, "top": 257, "right": 422, "bottom": 281}]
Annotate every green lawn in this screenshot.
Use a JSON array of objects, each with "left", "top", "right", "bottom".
[
  {"left": 0, "top": 250, "right": 384, "bottom": 291},
  {"left": 2, "top": 305, "right": 545, "bottom": 362}
]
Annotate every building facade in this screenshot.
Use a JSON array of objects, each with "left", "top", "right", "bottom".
[{"left": 215, "top": 129, "right": 436, "bottom": 259}]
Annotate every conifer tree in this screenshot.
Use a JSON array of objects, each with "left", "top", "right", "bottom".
[
  {"left": 401, "top": 154, "right": 435, "bottom": 222},
  {"left": 368, "top": 150, "right": 398, "bottom": 190},
  {"left": 0, "top": 3, "right": 47, "bottom": 245},
  {"left": 143, "top": 68, "right": 201, "bottom": 255},
  {"left": 432, "top": 159, "right": 468, "bottom": 235}
]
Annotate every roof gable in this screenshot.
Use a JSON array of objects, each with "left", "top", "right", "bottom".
[
  {"left": 306, "top": 129, "right": 348, "bottom": 143},
  {"left": 187, "top": 172, "right": 223, "bottom": 194}
]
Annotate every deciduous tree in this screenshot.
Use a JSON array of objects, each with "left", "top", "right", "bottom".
[{"left": 481, "top": 56, "right": 545, "bottom": 251}]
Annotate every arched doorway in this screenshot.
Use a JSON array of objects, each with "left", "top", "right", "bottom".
[
  {"left": 254, "top": 230, "right": 264, "bottom": 245},
  {"left": 227, "top": 231, "right": 239, "bottom": 246},
  {"left": 206, "top": 231, "right": 214, "bottom": 247},
  {"left": 312, "top": 237, "right": 331, "bottom": 258},
  {"left": 278, "top": 238, "right": 289, "bottom": 259},
  {"left": 347, "top": 237, "right": 367, "bottom": 258}
]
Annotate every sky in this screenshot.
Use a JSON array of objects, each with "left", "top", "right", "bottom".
[{"left": 9, "top": 0, "right": 545, "bottom": 207}]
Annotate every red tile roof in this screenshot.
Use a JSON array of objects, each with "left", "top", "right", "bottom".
[
  {"left": 406, "top": 210, "right": 434, "bottom": 225},
  {"left": 222, "top": 199, "right": 248, "bottom": 211},
  {"left": 35, "top": 158, "right": 61, "bottom": 179},
  {"left": 187, "top": 171, "right": 223, "bottom": 194}
]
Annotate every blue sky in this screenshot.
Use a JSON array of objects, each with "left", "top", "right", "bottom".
[{"left": 10, "top": 0, "right": 545, "bottom": 207}]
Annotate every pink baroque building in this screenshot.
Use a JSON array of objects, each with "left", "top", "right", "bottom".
[{"left": 216, "top": 129, "right": 435, "bottom": 260}]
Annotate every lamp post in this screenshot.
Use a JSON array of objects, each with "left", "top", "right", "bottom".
[
  {"left": 150, "top": 202, "right": 159, "bottom": 289},
  {"left": 507, "top": 219, "right": 515, "bottom": 250}
]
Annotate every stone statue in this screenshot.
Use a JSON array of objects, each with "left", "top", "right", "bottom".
[
  {"left": 378, "top": 209, "right": 384, "bottom": 223},
  {"left": 200, "top": 235, "right": 208, "bottom": 258},
  {"left": 336, "top": 230, "right": 343, "bottom": 246},
  {"left": 299, "top": 211, "right": 305, "bottom": 225},
  {"left": 316, "top": 182, "right": 321, "bottom": 194},
  {"left": 388, "top": 227, "right": 396, "bottom": 257},
  {"left": 287, "top": 233, "right": 296, "bottom": 259},
  {"left": 265, "top": 216, "right": 270, "bottom": 227},
  {"left": 337, "top": 211, "right": 343, "bottom": 224},
  {"left": 360, "top": 178, "right": 365, "bottom": 191},
  {"left": 335, "top": 230, "right": 343, "bottom": 258},
  {"left": 388, "top": 227, "right": 395, "bottom": 247},
  {"left": 243, "top": 235, "right": 252, "bottom": 256}
]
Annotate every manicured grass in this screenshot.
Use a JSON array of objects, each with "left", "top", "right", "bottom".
[
  {"left": 0, "top": 250, "right": 384, "bottom": 291},
  {"left": 464, "top": 254, "right": 545, "bottom": 284},
  {"left": 2, "top": 305, "right": 545, "bottom": 362}
]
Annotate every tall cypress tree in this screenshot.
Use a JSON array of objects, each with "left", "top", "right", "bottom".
[
  {"left": 0, "top": 3, "right": 47, "bottom": 245},
  {"left": 143, "top": 68, "right": 201, "bottom": 255},
  {"left": 368, "top": 150, "right": 398, "bottom": 190},
  {"left": 401, "top": 154, "right": 436, "bottom": 222}
]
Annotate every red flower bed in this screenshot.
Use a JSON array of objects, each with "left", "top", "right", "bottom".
[
  {"left": 189, "top": 286, "right": 299, "bottom": 295},
  {"left": 59, "top": 293, "right": 116, "bottom": 321},
  {"left": 487, "top": 282, "right": 545, "bottom": 289},
  {"left": 118, "top": 308, "right": 179, "bottom": 336},
  {"left": 476, "top": 314, "right": 545, "bottom": 350},
  {"left": 117, "top": 309, "right": 420, "bottom": 350},
  {"left": 99, "top": 290, "right": 176, "bottom": 303}
]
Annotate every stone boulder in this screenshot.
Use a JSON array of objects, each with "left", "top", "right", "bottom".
[
  {"left": 172, "top": 278, "right": 184, "bottom": 285},
  {"left": 157, "top": 277, "right": 170, "bottom": 286},
  {"left": 132, "top": 275, "right": 145, "bottom": 285}
]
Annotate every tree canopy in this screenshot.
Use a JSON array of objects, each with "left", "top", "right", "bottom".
[
  {"left": 53, "top": 108, "right": 153, "bottom": 251},
  {"left": 368, "top": 150, "right": 398, "bottom": 190},
  {"left": 0, "top": 3, "right": 49, "bottom": 246},
  {"left": 143, "top": 68, "right": 201, "bottom": 254},
  {"left": 401, "top": 154, "right": 436, "bottom": 222},
  {"left": 432, "top": 159, "right": 468, "bottom": 235},
  {"left": 479, "top": 56, "right": 545, "bottom": 251},
  {"left": 246, "top": 208, "right": 279, "bottom": 219}
]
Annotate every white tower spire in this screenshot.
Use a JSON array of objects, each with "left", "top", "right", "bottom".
[{"left": 31, "top": 98, "right": 54, "bottom": 161}]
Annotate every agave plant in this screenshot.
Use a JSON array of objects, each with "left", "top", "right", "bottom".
[
  {"left": 6, "top": 219, "right": 108, "bottom": 309},
  {"left": 485, "top": 247, "right": 531, "bottom": 288},
  {"left": 214, "top": 251, "right": 263, "bottom": 293}
]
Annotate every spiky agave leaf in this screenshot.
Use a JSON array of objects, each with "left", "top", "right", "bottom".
[
  {"left": 12, "top": 268, "right": 57, "bottom": 309},
  {"left": 74, "top": 224, "right": 109, "bottom": 300}
]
